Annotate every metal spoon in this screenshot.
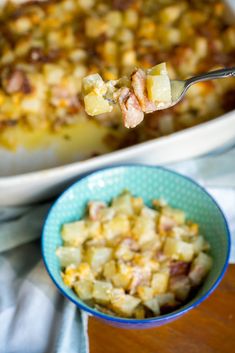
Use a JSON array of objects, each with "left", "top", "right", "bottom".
[{"left": 170, "top": 67, "right": 235, "bottom": 108}]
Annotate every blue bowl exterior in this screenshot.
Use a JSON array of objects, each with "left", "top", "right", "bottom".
[
  {"left": 42, "top": 164, "right": 231, "bottom": 329},
  {"left": 99, "top": 314, "right": 179, "bottom": 329}
]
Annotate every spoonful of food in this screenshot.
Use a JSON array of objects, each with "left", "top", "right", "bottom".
[{"left": 82, "top": 63, "right": 235, "bottom": 129}]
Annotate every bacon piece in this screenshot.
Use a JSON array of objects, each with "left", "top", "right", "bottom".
[
  {"left": 131, "top": 68, "right": 157, "bottom": 113},
  {"left": 28, "top": 47, "right": 61, "bottom": 63},
  {"left": 88, "top": 201, "right": 106, "bottom": 221},
  {"left": 113, "top": 0, "right": 134, "bottom": 10},
  {"left": 51, "top": 85, "right": 81, "bottom": 112},
  {"left": 3, "top": 69, "right": 32, "bottom": 94},
  {"left": 118, "top": 87, "right": 144, "bottom": 128},
  {"left": 170, "top": 260, "right": 190, "bottom": 277},
  {"left": 28, "top": 47, "right": 47, "bottom": 63}
]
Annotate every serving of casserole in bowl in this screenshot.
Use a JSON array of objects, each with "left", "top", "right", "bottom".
[
  {"left": 0, "top": 0, "right": 234, "bottom": 205},
  {"left": 42, "top": 165, "right": 231, "bottom": 328}
]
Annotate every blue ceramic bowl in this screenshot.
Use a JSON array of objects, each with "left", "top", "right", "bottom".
[{"left": 42, "top": 165, "right": 230, "bottom": 329}]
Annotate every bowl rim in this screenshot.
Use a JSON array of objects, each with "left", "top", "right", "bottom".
[{"left": 41, "top": 164, "right": 231, "bottom": 325}]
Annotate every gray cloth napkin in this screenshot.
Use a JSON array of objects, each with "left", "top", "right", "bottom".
[
  {"left": 0, "top": 144, "right": 234, "bottom": 353},
  {"left": 0, "top": 205, "right": 89, "bottom": 353}
]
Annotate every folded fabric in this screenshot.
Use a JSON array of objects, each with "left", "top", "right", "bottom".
[{"left": 0, "top": 208, "right": 89, "bottom": 353}]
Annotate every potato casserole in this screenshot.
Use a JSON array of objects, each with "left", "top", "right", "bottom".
[
  {"left": 57, "top": 191, "right": 212, "bottom": 319},
  {"left": 0, "top": 0, "right": 235, "bottom": 151}
]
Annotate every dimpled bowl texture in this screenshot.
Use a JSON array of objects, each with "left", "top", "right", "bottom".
[{"left": 42, "top": 165, "right": 230, "bottom": 329}]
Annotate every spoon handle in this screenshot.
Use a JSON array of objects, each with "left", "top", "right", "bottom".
[{"left": 186, "top": 67, "right": 235, "bottom": 87}]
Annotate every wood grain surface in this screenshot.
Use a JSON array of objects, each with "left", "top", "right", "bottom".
[{"left": 89, "top": 265, "right": 235, "bottom": 353}]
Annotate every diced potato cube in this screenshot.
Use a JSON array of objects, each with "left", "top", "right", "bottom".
[
  {"left": 144, "top": 297, "right": 160, "bottom": 315},
  {"left": 99, "top": 207, "right": 115, "bottom": 222},
  {"left": 103, "top": 260, "right": 116, "bottom": 280},
  {"left": 70, "top": 48, "right": 87, "bottom": 62},
  {"left": 178, "top": 242, "right": 194, "bottom": 262},
  {"left": 102, "top": 41, "right": 118, "bottom": 65},
  {"left": 132, "top": 216, "right": 156, "bottom": 246},
  {"left": 131, "top": 197, "right": 144, "bottom": 214},
  {"left": 163, "top": 238, "right": 179, "bottom": 256},
  {"left": 189, "top": 252, "right": 212, "bottom": 286},
  {"left": 128, "top": 265, "right": 151, "bottom": 295},
  {"left": 74, "top": 279, "right": 93, "bottom": 300},
  {"left": 84, "top": 92, "right": 113, "bottom": 116},
  {"left": 93, "top": 281, "right": 113, "bottom": 304},
  {"left": 148, "top": 62, "right": 168, "bottom": 76},
  {"left": 102, "top": 67, "right": 119, "bottom": 81},
  {"left": 121, "top": 50, "right": 136, "bottom": 67},
  {"left": 112, "top": 263, "right": 132, "bottom": 289},
  {"left": 14, "top": 17, "right": 32, "bottom": 33},
  {"left": 151, "top": 272, "right": 169, "bottom": 294},
  {"left": 170, "top": 226, "right": 188, "bottom": 240},
  {"left": 187, "top": 222, "right": 199, "bottom": 236},
  {"left": 163, "top": 238, "right": 194, "bottom": 262},
  {"left": 169, "top": 276, "right": 191, "bottom": 301},
  {"left": 111, "top": 293, "right": 141, "bottom": 317},
  {"left": 111, "top": 288, "right": 125, "bottom": 298},
  {"left": 117, "top": 28, "right": 134, "bottom": 43},
  {"left": 140, "top": 235, "right": 161, "bottom": 252},
  {"left": 105, "top": 11, "right": 123, "bottom": 28},
  {"left": 85, "top": 18, "right": 107, "bottom": 38},
  {"left": 56, "top": 246, "right": 81, "bottom": 267},
  {"left": 86, "top": 247, "right": 112, "bottom": 270},
  {"left": 21, "top": 97, "right": 42, "bottom": 113},
  {"left": 112, "top": 273, "right": 131, "bottom": 290},
  {"left": 161, "top": 28, "right": 181, "bottom": 46},
  {"left": 43, "top": 64, "right": 64, "bottom": 85},
  {"left": 194, "top": 37, "right": 208, "bottom": 58},
  {"left": 62, "top": 266, "right": 78, "bottom": 287},
  {"left": 77, "top": 263, "right": 94, "bottom": 281},
  {"left": 78, "top": 0, "right": 95, "bottom": 10},
  {"left": 103, "top": 214, "right": 130, "bottom": 241},
  {"left": 86, "top": 220, "right": 101, "bottom": 239},
  {"left": 156, "top": 292, "right": 175, "bottom": 307},
  {"left": 82, "top": 73, "right": 106, "bottom": 96},
  {"left": 134, "top": 305, "right": 145, "bottom": 319},
  {"left": 111, "top": 191, "right": 133, "bottom": 215},
  {"left": 61, "top": 221, "right": 88, "bottom": 246},
  {"left": 140, "top": 206, "right": 158, "bottom": 219},
  {"left": 138, "top": 18, "right": 156, "bottom": 39},
  {"left": 159, "top": 5, "right": 184, "bottom": 24},
  {"left": 137, "top": 286, "right": 154, "bottom": 301},
  {"left": 147, "top": 74, "right": 172, "bottom": 104},
  {"left": 124, "top": 9, "right": 138, "bottom": 29},
  {"left": 163, "top": 207, "right": 186, "bottom": 225},
  {"left": 133, "top": 253, "right": 150, "bottom": 267},
  {"left": 149, "top": 259, "right": 160, "bottom": 272},
  {"left": 192, "top": 235, "right": 209, "bottom": 255},
  {"left": 115, "top": 242, "right": 134, "bottom": 261},
  {"left": 158, "top": 214, "right": 176, "bottom": 235}
]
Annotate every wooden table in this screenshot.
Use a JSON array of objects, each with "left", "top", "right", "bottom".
[{"left": 89, "top": 265, "right": 235, "bottom": 353}]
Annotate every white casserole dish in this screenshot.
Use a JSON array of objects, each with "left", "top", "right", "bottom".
[{"left": 0, "top": 0, "right": 234, "bottom": 206}]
